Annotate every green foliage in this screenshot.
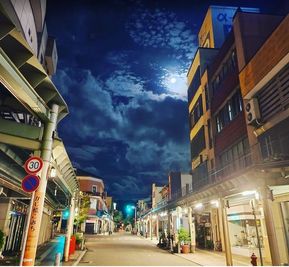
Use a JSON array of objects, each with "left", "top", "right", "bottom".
[
  {"left": 178, "top": 227, "right": 190, "bottom": 244},
  {"left": 0, "top": 229, "right": 4, "bottom": 250},
  {"left": 113, "top": 210, "right": 123, "bottom": 224},
  {"left": 74, "top": 194, "right": 90, "bottom": 230},
  {"left": 123, "top": 216, "right": 134, "bottom": 226},
  {"left": 75, "top": 232, "right": 83, "bottom": 244},
  {"left": 205, "top": 239, "right": 214, "bottom": 249}
]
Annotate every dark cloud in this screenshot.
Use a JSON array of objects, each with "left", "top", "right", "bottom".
[{"left": 47, "top": 0, "right": 277, "bottom": 204}]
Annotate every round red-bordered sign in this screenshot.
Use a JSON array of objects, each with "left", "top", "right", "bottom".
[
  {"left": 24, "top": 156, "right": 43, "bottom": 174},
  {"left": 21, "top": 175, "right": 40, "bottom": 193}
]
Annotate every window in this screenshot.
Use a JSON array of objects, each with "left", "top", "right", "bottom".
[
  {"left": 92, "top": 185, "right": 97, "bottom": 194},
  {"left": 215, "top": 90, "right": 243, "bottom": 133},
  {"left": 219, "top": 138, "right": 250, "bottom": 170},
  {"left": 205, "top": 84, "right": 210, "bottom": 111},
  {"left": 190, "top": 96, "right": 203, "bottom": 129},
  {"left": 188, "top": 67, "right": 201, "bottom": 103},
  {"left": 211, "top": 50, "right": 237, "bottom": 95},
  {"left": 191, "top": 127, "right": 206, "bottom": 160},
  {"left": 207, "top": 119, "right": 212, "bottom": 149}
]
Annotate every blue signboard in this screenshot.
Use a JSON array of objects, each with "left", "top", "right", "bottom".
[{"left": 21, "top": 175, "right": 40, "bottom": 193}]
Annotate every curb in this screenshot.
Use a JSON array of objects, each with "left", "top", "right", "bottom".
[{"left": 72, "top": 249, "right": 87, "bottom": 266}]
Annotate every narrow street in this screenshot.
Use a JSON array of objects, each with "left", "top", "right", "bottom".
[{"left": 79, "top": 232, "right": 197, "bottom": 266}]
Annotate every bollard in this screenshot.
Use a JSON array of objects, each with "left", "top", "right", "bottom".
[
  {"left": 54, "top": 252, "right": 61, "bottom": 266},
  {"left": 251, "top": 253, "right": 257, "bottom": 266}
]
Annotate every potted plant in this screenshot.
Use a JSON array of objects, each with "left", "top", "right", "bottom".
[
  {"left": 178, "top": 227, "right": 190, "bottom": 254},
  {"left": 75, "top": 233, "right": 83, "bottom": 250}
]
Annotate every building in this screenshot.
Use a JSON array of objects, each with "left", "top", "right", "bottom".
[
  {"left": 139, "top": 5, "right": 289, "bottom": 266},
  {"left": 0, "top": 1, "right": 78, "bottom": 264},
  {"left": 78, "top": 175, "right": 113, "bottom": 234},
  {"left": 236, "top": 11, "right": 289, "bottom": 265}
]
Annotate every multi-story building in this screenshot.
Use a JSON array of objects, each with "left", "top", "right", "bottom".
[
  {"left": 184, "top": 6, "right": 288, "bottom": 265},
  {"left": 236, "top": 11, "right": 289, "bottom": 265},
  {"left": 141, "top": 5, "right": 289, "bottom": 266},
  {"left": 0, "top": 0, "right": 78, "bottom": 264},
  {"left": 78, "top": 175, "right": 113, "bottom": 234}
]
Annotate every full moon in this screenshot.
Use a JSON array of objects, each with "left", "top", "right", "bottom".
[{"left": 170, "top": 77, "right": 177, "bottom": 83}]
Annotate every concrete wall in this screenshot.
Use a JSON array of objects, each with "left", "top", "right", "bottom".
[{"left": 10, "top": 0, "right": 38, "bottom": 54}]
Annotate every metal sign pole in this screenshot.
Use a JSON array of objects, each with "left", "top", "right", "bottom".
[
  {"left": 22, "top": 104, "right": 59, "bottom": 266},
  {"left": 19, "top": 191, "right": 35, "bottom": 266}
]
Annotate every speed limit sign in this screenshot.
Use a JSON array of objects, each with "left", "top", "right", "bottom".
[{"left": 24, "top": 156, "right": 43, "bottom": 174}]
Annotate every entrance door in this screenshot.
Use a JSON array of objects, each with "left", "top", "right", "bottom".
[{"left": 85, "top": 223, "right": 95, "bottom": 234}]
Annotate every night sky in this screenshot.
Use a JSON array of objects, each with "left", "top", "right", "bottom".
[{"left": 46, "top": 0, "right": 284, "bottom": 207}]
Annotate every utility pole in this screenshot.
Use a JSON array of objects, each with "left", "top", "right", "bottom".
[{"left": 22, "top": 104, "right": 59, "bottom": 266}]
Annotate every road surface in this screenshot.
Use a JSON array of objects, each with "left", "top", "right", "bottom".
[{"left": 79, "top": 232, "right": 197, "bottom": 266}]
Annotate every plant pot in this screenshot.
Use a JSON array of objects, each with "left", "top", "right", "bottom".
[{"left": 181, "top": 244, "right": 190, "bottom": 254}]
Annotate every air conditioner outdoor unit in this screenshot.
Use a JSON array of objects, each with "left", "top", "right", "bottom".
[{"left": 245, "top": 98, "right": 261, "bottom": 125}]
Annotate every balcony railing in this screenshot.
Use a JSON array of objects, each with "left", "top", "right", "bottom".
[{"left": 169, "top": 135, "right": 289, "bottom": 202}]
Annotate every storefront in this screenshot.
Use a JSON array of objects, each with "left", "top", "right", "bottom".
[{"left": 225, "top": 192, "right": 268, "bottom": 261}]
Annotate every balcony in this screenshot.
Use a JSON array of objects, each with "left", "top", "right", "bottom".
[{"left": 169, "top": 132, "right": 289, "bottom": 202}]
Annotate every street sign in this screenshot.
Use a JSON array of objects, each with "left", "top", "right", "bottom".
[
  {"left": 21, "top": 175, "right": 40, "bottom": 193},
  {"left": 24, "top": 156, "right": 43, "bottom": 174}
]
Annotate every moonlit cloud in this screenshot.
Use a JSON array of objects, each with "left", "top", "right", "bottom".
[
  {"left": 126, "top": 7, "right": 197, "bottom": 61},
  {"left": 49, "top": 1, "right": 196, "bottom": 202}
]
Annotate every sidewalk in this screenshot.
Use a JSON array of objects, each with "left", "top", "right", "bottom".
[
  {"left": 144, "top": 236, "right": 270, "bottom": 266},
  {"left": 0, "top": 235, "right": 86, "bottom": 266},
  {"left": 175, "top": 249, "right": 272, "bottom": 266},
  {"left": 36, "top": 235, "right": 87, "bottom": 266}
]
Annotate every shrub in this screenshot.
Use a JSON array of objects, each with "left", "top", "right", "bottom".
[{"left": 178, "top": 227, "right": 190, "bottom": 245}]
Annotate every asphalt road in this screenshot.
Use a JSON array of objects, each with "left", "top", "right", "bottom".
[{"left": 79, "top": 232, "right": 197, "bottom": 266}]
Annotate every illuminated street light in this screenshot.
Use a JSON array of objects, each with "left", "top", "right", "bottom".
[
  {"left": 210, "top": 200, "right": 219, "bottom": 208},
  {"left": 241, "top": 190, "right": 256, "bottom": 196},
  {"left": 194, "top": 203, "right": 203, "bottom": 209},
  {"left": 50, "top": 167, "right": 56, "bottom": 178}
]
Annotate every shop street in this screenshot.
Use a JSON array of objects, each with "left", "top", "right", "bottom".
[{"left": 79, "top": 232, "right": 197, "bottom": 266}]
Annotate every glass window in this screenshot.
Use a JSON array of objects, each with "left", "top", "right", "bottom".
[
  {"left": 238, "top": 141, "right": 244, "bottom": 155},
  {"left": 92, "top": 185, "right": 97, "bottom": 193},
  {"left": 233, "top": 145, "right": 239, "bottom": 159}
]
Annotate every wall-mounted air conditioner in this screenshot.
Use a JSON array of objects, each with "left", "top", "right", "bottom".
[{"left": 245, "top": 98, "right": 261, "bottom": 125}]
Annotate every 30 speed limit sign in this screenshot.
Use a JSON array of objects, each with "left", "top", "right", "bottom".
[{"left": 24, "top": 156, "right": 43, "bottom": 174}]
